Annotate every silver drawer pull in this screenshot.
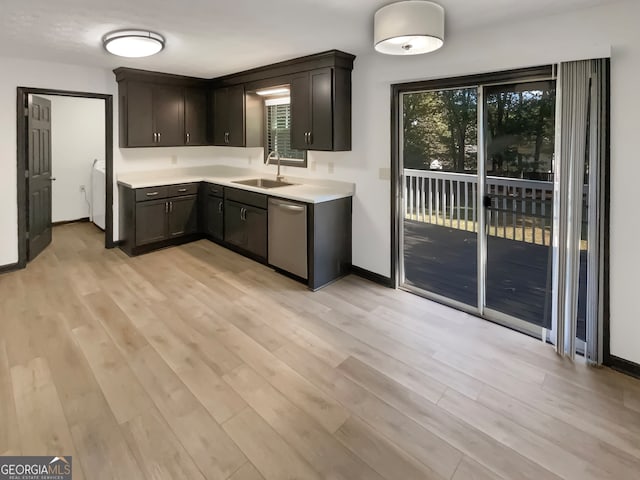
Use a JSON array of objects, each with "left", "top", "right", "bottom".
[
  {"left": 178, "top": 188, "right": 188, "bottom": 192},
  {"left": 146, "top": 192, "right": 160, "bottom": 196}
]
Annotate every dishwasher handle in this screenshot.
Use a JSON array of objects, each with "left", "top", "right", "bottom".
[{"left": 271, "top": 201, "right": 306, "bottom": 213}]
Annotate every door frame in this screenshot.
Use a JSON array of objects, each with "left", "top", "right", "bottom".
[
  {"left": 391, "top": 65, "right": 560, "bottom": 338},
  {"left": 16, "top": 87, "right": 115, "bottom": 268}
]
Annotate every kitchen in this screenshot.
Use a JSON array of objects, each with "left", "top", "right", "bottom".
[
  {"left": 0, "top": 1, "right": 639, "bottom": 479},
  {"left": 114, "top": 51, "right": 355, "bottom": 290}
]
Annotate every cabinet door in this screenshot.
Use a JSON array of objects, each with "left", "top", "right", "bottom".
[
  {"left": 205, "top": 195, "right": 224, "bottom": 240},
  {"left": 290, "top": 73, "right": 311, "bottom": 150},
  {"left": 136, "top": 199, "right": 167, "bottom": 245},
  {"left": 168, "top": 196, "right": 198, "bottom": 238},
  {"left": 154, "top": 84, "right": 185, "bottom": 146},
  {"left": 227, "top": 85, "right": 246, "bottom": 147},
  {"left": 245, "top": 205, "right": 267, "bottom": 259},
  {"left": 127, "top": 82, "right": 155, "bottom": 147},
  {"left": 184, "top": 87, "right": 208, "bottom": 145},
  {"left": 308, "top": 68, "right": 334, "bottom": 151},
  {"left": 212, "top": 88, "right": 229, "bottom": 146},
  {"left": 224, "top": 200, "right": 247, "bottom": 249}
]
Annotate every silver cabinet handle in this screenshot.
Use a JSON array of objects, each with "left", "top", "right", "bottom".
[
  {"left": 146, "top": 191, "right": 159, "bottom": 197},
  {"left": 273, "top": 202, "right": 305, "bottom": 212},
  {"left": 304, "top": 132, "right": 309, "bottom": 144},
  {"left": 308, "top": 131, "right": 312, "bottom": 144},
  {"left": 165, "top": 202, "right": 169, "bottom": 213},
  {"left": 157, "top": 132, "right": 161, "bottom": 143},
  {"left": 153, "top": 133, "right": 157, "bottom": 143},
  {"left": 218, "top": 201, "right": 223, "bottom": 213},
  {"left": 240, "top": 207, "right": 246, "bottom": 221},
  {"left": 186, "top": 132, "right": 190, "bottom": 144},
  {"left": 170, "top": 201, "right": 173, "bottom": 213},
  {"left": 178, "top": 188, "right": 187, "bottom": 193}
]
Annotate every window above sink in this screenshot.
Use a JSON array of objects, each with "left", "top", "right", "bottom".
[{"left": 254, "top": 85, "right": 307, "bottom": 168}]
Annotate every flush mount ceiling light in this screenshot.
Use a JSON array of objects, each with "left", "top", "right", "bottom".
[
  {"left": 374, "top": 1, "right": 445, "bottom": 55},
  {"left": 103, "top": 30, "right": 165, "bottom": 58}
]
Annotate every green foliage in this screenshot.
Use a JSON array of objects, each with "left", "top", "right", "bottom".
[{"left": 403, "top": 82, "right": 556, "bottom": 179}]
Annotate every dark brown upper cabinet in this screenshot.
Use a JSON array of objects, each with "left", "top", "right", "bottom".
[
  {"left": 114, "top": 51, "right": 354, "bottom": 151},
  {"left": 118, "top": 81, "right": 185, "bottom": 147},
  {"left": 211, "top": 85, "right": 245, "bottom": 147},
  {"left": 184, "top": 87, "right": 209, "bottom": 146},
  {"left": 290, "top": 67, "right": 352, "bottom": 151},
  {"left": 115, "top": 68, "right": 208, "bottom": 148}
]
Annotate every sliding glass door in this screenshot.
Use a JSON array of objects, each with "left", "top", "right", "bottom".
[
  {"left": 400, "top": 77, "right": 559, "bottom": 334},
  {"left": 401, "top": 87, "right": 478, "bottom": 308},
  {"left": 482, "top": 81, "right": 556, "bottom": 328}
]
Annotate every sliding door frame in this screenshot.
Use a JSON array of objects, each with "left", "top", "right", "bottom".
[{"left": 391, "top": 65, "right": 558, "bottom": 339}]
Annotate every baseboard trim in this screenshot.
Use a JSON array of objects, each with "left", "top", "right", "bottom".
[
  {"left": 0, "top": 262, "right": 22, "bottom": 275},
  {"left": 351, "top": 265, "right": 394, "bottom": 288},
  {"left": 53, "top": 217, "right": 90, "bottom": 226},
  {"left": 607, "top": 355, "right": 640, "bottom": 379}
]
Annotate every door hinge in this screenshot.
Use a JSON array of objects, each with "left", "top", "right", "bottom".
[
  {"left": 24, "top": 107, "right": 29, "bottom": 117},
  {"left": 25, "top": 231, "right": 30, "bottom": 240},
  {"left": 25, "top": 170, "right": 29, "bottom": 179}
]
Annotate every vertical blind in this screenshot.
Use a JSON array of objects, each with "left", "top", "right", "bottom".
[{"left": 266, "top": 98, "right": 305, "bottom": 161}]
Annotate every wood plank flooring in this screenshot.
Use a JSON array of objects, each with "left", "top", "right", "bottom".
[{"left": 1, "top": 223, "right": 639, "bottom": 480}]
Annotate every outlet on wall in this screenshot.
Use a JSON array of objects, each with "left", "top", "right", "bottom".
[{"left": 79, "top": 185, "right": 86, "bottom": 193}]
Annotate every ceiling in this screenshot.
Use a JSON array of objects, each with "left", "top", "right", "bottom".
[{"left": 0, "top": 0, "right": 618, "bottom": 78}]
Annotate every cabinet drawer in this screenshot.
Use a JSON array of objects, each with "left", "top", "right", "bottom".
[
  {"left": 225, "top": 187, "right": 267, "bottom": 209},
  {"left": 136, "top": 186, "right": 169, "bottom": 202},
  {"left": 205, "top": 183, "right": 224, "bottom": 197},
  {"left": 168, "top": 183, "right": 199, "bottom": 197}
]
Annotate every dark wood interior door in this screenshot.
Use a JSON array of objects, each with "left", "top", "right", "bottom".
[{"left": 27, "top": 95, "right": 53, "bottom": 261}]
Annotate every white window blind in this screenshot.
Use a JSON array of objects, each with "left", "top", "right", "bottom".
[{"left": 266, "top": 97, "right": 305, "bottom": 161}]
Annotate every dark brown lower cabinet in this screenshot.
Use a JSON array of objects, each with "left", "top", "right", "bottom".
[
  {"left": 224, "top": 200, "right": 267, "bottom": 260},
  {"left": 200, "top": 183, "right": 224, "bottom": 241},
  {"left": 119, "top": 181, "right": 351, "bottom": 289},
  {"left": 119, "top": 183, "right": 199, "bottom": 256},
  {"left": 136, "top": 199, "right": 168, "bottom": 245},
  {"left": 168, "top": 196, "right": 198, "bottom": 237}
]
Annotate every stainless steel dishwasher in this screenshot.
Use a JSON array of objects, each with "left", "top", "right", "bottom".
[{"left": 268, "top": 198, "right": 308, "bottom": 280}]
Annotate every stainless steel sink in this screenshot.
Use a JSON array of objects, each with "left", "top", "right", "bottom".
[{"left": 233, "top": 178, "right": 294, "bottom": 189}]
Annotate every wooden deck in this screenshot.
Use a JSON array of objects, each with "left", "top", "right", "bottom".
[{"left": 403, "top": 220, "right": 587, "bottom": 339}]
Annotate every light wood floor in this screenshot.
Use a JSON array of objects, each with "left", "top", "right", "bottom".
[{"left": 1, "top": 223, "right": 640, "bottom": 480}]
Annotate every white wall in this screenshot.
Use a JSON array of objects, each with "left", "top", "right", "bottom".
[
  {"left": 0, "top": 57, "right": 120, "bottom": 265},
  {"left": 0, "top": 0, "right": 638, "bottom": 364},
  {"left": 40, "top": 95, "right": 105, "bottom": 223}
]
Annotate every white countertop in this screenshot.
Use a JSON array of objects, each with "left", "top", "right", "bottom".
[{"left": 117, "top": 166, "right": 355, "bottom": 204}]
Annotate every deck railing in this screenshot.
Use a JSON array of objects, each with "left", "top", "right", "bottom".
[{"left": 403, "top": 169, "right": 555, "bottom": 246}]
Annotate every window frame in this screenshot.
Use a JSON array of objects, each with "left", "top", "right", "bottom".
[{"left": 263, "top": 96, "right": 308, "bottom": 168}]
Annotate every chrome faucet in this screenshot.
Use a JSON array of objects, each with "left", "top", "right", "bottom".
[{"left": 266, "top": 151, "right": 284, "bottom": 182}]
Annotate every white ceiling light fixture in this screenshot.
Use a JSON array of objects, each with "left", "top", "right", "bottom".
[
  {"left": 103, "top": 30, "right": 165, "bottom": 58},
  {"left": 374, "top": 1, "right": 445, "bottom": 56}
]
